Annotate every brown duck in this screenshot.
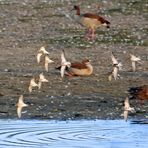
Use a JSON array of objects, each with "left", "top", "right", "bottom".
[
  {"left": 56, "top": 59, "right": 93, "bottom": 77},
  {"left": 128, "top": 85, "right": 148, "bottom": 104}
]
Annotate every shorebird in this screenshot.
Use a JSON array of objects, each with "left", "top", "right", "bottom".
[
  {"left": 37, "top": 46, "right": 49, "bottom": 64},
  {"left": 72, "top": 5, "right": 110, "bottom": 39},
  {"left": 111, "top": 52, "right": 122, "bottom": 69},
  {"left": 128, "top": 85, "right": 148, "bottom": 104},
  {"left": 60, "top": 50, "right": 71, "bottom": 78},
  {"left": 56, "top": 59, "right": 93, "bottom": 77},
  {"left": 108, "top": 53, "right": 122, "bottom": 81},
  {"left": 124, "top": 97, "right": 135, "bottom": 122},
  {"left": 38, "top": 73, "right": 48, "bottom": 89},
  {"left": 37, "top": 52, "right": 43, "bottom": 64},
  {"left": 130, "top": 54, "right": 141, "bottom": 72},
  {"left": 108, "top": 66, "right": 120, "bottom": 81},
  {"left": 39, "top": 46, "right": 49, "bottom": 55},
  {"left": 16, "top": 95, "right": 28, "bottom": 118},
  {"left": 44, "top": 55, "right": 54, "bottom": 72},
  {"left": 28, "top": 78, "right": 39, "bottom": 93}
]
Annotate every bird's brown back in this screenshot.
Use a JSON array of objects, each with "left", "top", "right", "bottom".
[
  {"left": 71, "top": 62, "right": 87, "bottom": 69},
  {"left": 138, "top": 85, "right": 148, "bottom": 100},
  {"left": 83, "top": 13, "right": 110, "bottom": 25}
]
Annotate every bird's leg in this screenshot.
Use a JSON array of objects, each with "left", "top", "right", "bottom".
[
  {"left": 90, "top": 29, "right": 96, "bottom": 40},
  {"left": 84, "top": 28, "right": 92, "bottom": 39},
  {"left": 65, "top": 72, "right": 76, "bottom": 79}
]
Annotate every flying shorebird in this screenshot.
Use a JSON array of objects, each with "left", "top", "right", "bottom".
[
  {"left": 111, "top": 52, "right": 122, "bottom": 69},
  {"left": 60, "top": 50, "right": 71, "bottom": 78},
  {"left": 108, "top": 66, "right": 120, "bottom": 81},
  {"left": 28, "top": 78, "right": 38, "bottom": 93},
  {"left": 44, "top": 55, "right": 54, "bottom": 72},
  {"left": 39, "top": 46, "right": 49, "bottom": 55},
  {"left": 124, "top": 97, "right": 135, "bottom": 122},
  {"left": 109, "top": 53, "right": 122, "bottom": 81},
  {"left": 37, "top": 52, "right": 43, "bottom": 64},
  {"left": 16, "top": 95, "right": 28, "bottom": 118},
  {"left": 130, "top": 54, "right": 141, "bottom": 72},
  {"left": 38, "top": 73, "right": 48, "bottom": 89},
  {"left": 37, "top": 46, "right": 49, "bottom": 64}
]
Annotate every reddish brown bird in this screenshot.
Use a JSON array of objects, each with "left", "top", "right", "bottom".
[
  {"left": 56, "top": 59, "right": 93, "bottom": 77},
  {"left": 128, "top": 85, "right": 148, "bottom": 104},
  {"left": 72, "top": 5, "right": 110, "bottom": 39}
]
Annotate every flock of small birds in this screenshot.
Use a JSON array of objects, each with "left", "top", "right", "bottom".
[
  {"left": 17, "top": 47, "right": 52, "bottom": 118},
  {"left": 15, "top": 5, "right": 147, "bottom": 121},
  {"left": 16, "top": 46, "right": 146, "bottom": 121}
]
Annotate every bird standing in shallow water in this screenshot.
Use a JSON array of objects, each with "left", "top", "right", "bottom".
[
  {"left": 16, "top": 95, "right": 28, "bottom": 118},
  {"left": 72, "top": 5, "right": 110, "bottom": 39}
]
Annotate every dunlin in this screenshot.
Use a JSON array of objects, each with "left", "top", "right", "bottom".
[{"left": 16, "top": 95, "right": 28, "bottom": 118}]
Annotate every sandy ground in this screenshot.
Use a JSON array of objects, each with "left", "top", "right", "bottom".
[{"left": 0, "top": 0, "right": 147, "bottom": 120}]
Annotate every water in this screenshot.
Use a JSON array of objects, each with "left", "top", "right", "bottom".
[{"left": 0, "top": 120, "right": 147, "bottom": 148}]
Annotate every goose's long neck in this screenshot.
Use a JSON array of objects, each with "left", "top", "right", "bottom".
[
  {"left": 86, "top": 63, "right": 93, "bottom": 73},
  {"left": 76, "top": 7, "right": 80, "bottom": 15}
]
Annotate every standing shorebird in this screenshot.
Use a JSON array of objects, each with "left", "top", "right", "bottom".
[
  {"left": 124, "top": 97, "right": 135, "bottom": 122},
  {"left": 130, "top": 54, "right": 141, "bottom": 72},
  {"left": 72, "top": 5, "right": 110, "bottom": 39},
  {"left": 16, "top": 95, "right": 28, "bottom": 118}
]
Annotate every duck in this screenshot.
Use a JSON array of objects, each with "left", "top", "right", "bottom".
[
  {"left": 72, "top": 5, "right": 110, "bottom": 39},
  {"left": 128, "top": 85, "right": 148, "bottom": 104},
  {"left": 56, "top": 59, "right": 93, "bottom": 77}
]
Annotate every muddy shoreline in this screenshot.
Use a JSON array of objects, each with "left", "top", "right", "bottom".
[{"left": 0, "top": 0, "right": 147, "bottom": 120}]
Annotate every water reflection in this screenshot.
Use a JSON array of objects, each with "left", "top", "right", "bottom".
[{"left": 0, "top": 120, "right": 147, "bottom": 148}]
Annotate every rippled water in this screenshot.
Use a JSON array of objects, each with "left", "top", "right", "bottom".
[{"left": 0, "top": 120, "right": 148, "bottom": 148}]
